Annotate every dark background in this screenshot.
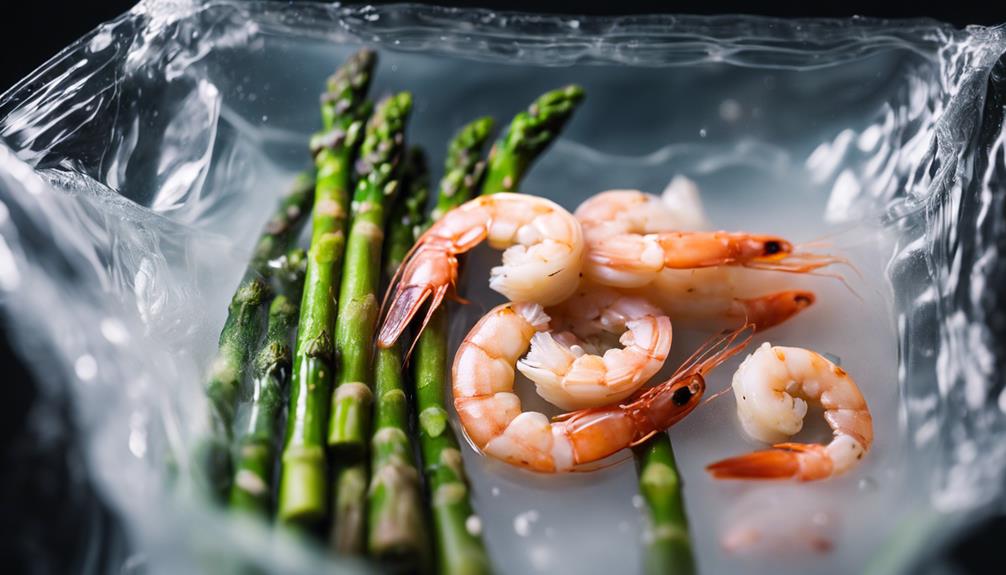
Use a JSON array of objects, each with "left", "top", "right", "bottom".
[{"left": 1, "top": 1, "right": 1003, "bottom": 574}]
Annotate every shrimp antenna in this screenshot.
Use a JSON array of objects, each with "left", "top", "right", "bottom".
[
  {"left": 700, "top": 385, "right": 735, "bottom": 407},
  {"left": 672, "top": 323, "right": 754, "bottom": 380}
]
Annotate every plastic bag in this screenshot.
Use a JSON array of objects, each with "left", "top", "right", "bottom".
[{"left": 1, "top": 1, "right": 1004, "bottom": 573}]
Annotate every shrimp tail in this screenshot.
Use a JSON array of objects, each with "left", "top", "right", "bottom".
[
  {"left": 378, "top": 284, "right": 430, "bottom": 349},
  {"left": 705, "top": 448, "right": 801, "bottom": 479},
  {"left": 706, "top": 443, "right": 830, "bottom": 481}
]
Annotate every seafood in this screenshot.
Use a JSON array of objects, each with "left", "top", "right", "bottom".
[
  {"left": 574, "top": 189, "right": 840, "bottom": 289},
  {"left": 377, "top": 193, "right": 584, "bottom": 349},
  {"left": 623, "top": 267, "right": 815, "bottom": 332},
  {"left": 576, "top": 189, "right": 821, "bottom": 330},
  {"left": 452, "top": 301, "right": 751, "bottom": 472},
  {"left": 516, "top": 286, "right": 673, "bottom": 410},
  {"left": 706, "top": 343, "right": 873, "bottom": 481}
]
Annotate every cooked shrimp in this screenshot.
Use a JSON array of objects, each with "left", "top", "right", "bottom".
[
  {"left": 575, "top": 190, "right": 841, "bottom": 289},
  {"left": 515, "top": 287, "right": 673, "bottom": 410},
  {"left": 377, "top": 193, "right": 584, "bottom": 349},
  {"left": 624, "top": 267, "right": 816, "bottom": 332},
  {"left": 453, "top": 302, "right": 751, "bottom": 472},
  {"left": 706, "top": 343, "right": 873, "bottom": 481},
  {"left": 575, "top": 189, "right": 823, "bottom": 330}
]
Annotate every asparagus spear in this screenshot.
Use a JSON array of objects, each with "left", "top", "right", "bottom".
[
  {"left": 278, "top": 49, "right": 375, "bottom": 525},
  {"left": 328, "top": 92, "right": 413, "bottom": 552},
  {"left": 480, "top": 84, "right": 585, "bottom": 195},
  {"left": 430, "top": 116, "right": 495, "bottom": 221},
  {"left": 201, "top": 174, "right": 315, "bottom": 498},
  {"left": 634, "top": 434, "right": 696, "bottom": 575},
  {"left": 412, "top": 118, "right": 497, "bottom": 575},
  {"left": 368, "top": 149, "right": 431, "bottom": 564},
  {"left": 229, "top": 249, "right": 306, "bottom": 515}
]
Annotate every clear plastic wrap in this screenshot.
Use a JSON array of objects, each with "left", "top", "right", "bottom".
[{"left": 1, "top": 1, "right": 1005, "bottom": 573}]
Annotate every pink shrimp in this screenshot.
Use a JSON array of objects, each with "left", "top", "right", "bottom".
[{"left": 452, "top": 301, "right": 752, "bottom": 472}]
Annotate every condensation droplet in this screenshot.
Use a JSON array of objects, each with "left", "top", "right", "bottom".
[
  {"left": 75, "top": 354, "right": 98, "bottom": 381},
  {"left": 465, "top": 515, "right": 482, "bottom": 536},
  {"left": 632, "top": 495, "right": 645, "bottom": 509},
  {"left": 490, "top": 486, "right": 501, "bottom": 497},
  {"left": 858, "top": 476, "right": 878, "bottom": 491},
  {"left": 513, "top": 510, "right": 539, "bottom": 537},
  {"left": 719, "top": 99, "right": 742, "bottom": 122},
  {"left": 101, "top": 318, "right": 130, "bottom": 344},
  {"left": 261, "top": 115, "right": 269, "bottom": 122},
  {"left": 529, "top": 545, "right": 552, "bottom": 570},
  {"left": 699, "top": 128, "right": 708, "bottom": 138}
]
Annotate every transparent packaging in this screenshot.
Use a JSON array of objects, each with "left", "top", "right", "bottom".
[{"left": 1, "top": 1, "right": 1005, "bottom": 574}]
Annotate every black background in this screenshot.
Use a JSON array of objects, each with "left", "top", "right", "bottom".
[{"left": 1, "top": 1, "right": 1003, "bottom": 573}]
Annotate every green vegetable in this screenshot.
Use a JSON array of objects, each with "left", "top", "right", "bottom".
[
  {"left": 481, "top": 85, "right": 584, "bottom": 195},
  {"left": 634, "top": 434, "right": 696, "bottom": 575},
  {"left": 328, "top": 92, "right": 413, "bottom": 553},
  {"left": 368, "top": 149, "right": 431, "bottom": 564},
  {"left": 277, "top": 49, "right": 375, "bottom": 525}
]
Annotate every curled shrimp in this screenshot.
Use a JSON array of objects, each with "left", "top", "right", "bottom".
[
  {"left": 706, "top": 343, "right": 873, "bottom": 481},
  {"left": 377, "top": 193, "right": 584, "bottom": 349},
  {"left": 452, "top": 302, "right": 751, "bottom": 472},
  {"left": 575, "top": 189, "right": 843, "bottom": 289},
  {"left": 515, "top": 286, "right": 673, "bottom": 410}
]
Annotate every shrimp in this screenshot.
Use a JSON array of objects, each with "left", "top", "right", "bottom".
[
  {"left": 377, "top": 193, "right": 584, "bottom": 349},
  {"left": 453, "top": 302, "right": 751, "bottom": 472},
  {"left": 515, "top": 287, "right": 673, "bottom": 410},
  {"left": 576, "top": 189, "right": 823, "bottom": 330},
  {"left": 706, "top": 343, "right": 873, "bottom": 481},
  {"left": 575, "top": 190, "right": 842, "bottom": 289},
  {"left": 624, "top": 267, "right": 816, "bottom": 332}
]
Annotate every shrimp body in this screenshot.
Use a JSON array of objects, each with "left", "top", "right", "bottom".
[
  {"left": 516, "top": 287, "right": 673, "bottom": 410},
  {"left": 625, "top": 267, "right": 815, "bottom": 332},
  {"left": 575, "top": 189, "right": 838, "bottom": 289},
  {"left": 453, "top": 302, "right": 749, "bottom": 472},
  {"left": 378, "top": 193, "right": 584, "bottom": 348},
  {"left": 707, "top": 343, "right": 873, "bottom": 481}
]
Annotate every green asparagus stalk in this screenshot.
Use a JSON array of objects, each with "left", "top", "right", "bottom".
[
  {"left": 200, "top": 174, "right": 315, "bottom": 498},
  {"left": 328, "top": 92, "right": 414, "bottom": 454},
  {"left": 229, "top": 248, "right": 306, "bottom": 515},
  {"left": 634, "top": 434, "right": 696, "bottom": 575},
  {"left": 412, "top": 119, "right": 498, "bottom": 575},
  {"left": 328, "top": 92, "right": 413, "bottom": 552},
  {"left": 368, "top": 149, "right": 431, "bottom": 564},
  {"left": 430, "top": 116, "right": 495, "bottom": 221},
  {"left": 480, "top": 84, "right": 585, "bottom": 195},
  {"left": 278, "top": 49, "right": 375, "bottom": 525}
]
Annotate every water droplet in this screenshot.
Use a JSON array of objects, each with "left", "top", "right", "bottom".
[
  {"left": 568, "top": 19, "right": 580, "bottom": 29},
  {"left": 261, "top": 115, "right": 269, "bottom": 122},
  {"left": 699, "top": 128, "right": 708, "bottom": 138},
  {"left": 491, "top": 486, "right": 501, "bottom": 497},
  {"left": 513, "top": 510, "right": 539, "bottom": 536},
  {"left": 465, "top": 515, "right": 482, "bottom": 536},
  {"left": 75, "top": 354, "right": 98, "bottom": 381},
  {"left": 632, "top": 495, "right": 645, "bottom": 509},
  {"left": 101, "top": 318, "right": 129, "bottom": 344},
  {"left": 858, "top": 476, "right": 877, "bottom": 491},
  {"left": 719, "top": 99, "right": 742, "bottom": 122},
  {"left": 529, "top": 545, "right": 552, "bottom": 570}
]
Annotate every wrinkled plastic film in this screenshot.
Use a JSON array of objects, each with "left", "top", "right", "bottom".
[{"left": 1, "top": 1, "right": 1005, "bottom": 574}]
